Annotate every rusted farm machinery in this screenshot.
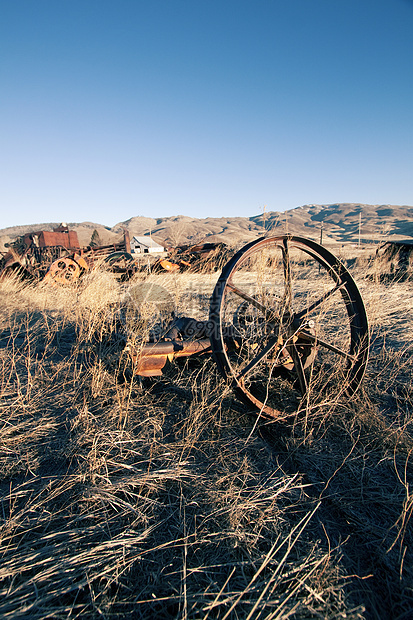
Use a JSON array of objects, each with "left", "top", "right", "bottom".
[
  {"left": 165, "top": 242, "right": 231, "bottom": 272},
  {"left": 0, "top": 225, "right": 136, "bottom": 283},
  {"left": 0, "top": 225, "right": 82, "bottom": 281},
  {"left": 128, "top": 236, "right": 369, "bottom": 420},
  {"left": 1, "top": 226, "right": 232, "bottom": 283},
  {"left": 148, "top": 242, "right": 231, "bottom": 274}
]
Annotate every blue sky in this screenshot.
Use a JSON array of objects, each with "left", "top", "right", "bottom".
[{"left": 1, "top": 0, "right": 412, "bottom": 229}]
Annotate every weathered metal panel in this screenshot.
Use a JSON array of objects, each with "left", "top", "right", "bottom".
[{"left": 38, "top": 231, "right": 80, "bottom": 249}]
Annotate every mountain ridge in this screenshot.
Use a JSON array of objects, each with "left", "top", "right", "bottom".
[{"left": 1, "top": 203, "right": 412, "bottom": 251}]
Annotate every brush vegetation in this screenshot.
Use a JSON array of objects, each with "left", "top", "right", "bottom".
[{"left": 0, "top": 252, "right": 412, "bottom": 619}]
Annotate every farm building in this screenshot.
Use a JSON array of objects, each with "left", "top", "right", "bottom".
[{"left": 130, "top": 236, "right": 165, "bottom": 254}]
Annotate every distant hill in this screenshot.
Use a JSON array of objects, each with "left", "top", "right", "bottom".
[
  {"left": 1, "top": 203, "right": 412, "bottom": 252},
  {"left": 0, "top": 221, "right": 117, "bottom": 251}
]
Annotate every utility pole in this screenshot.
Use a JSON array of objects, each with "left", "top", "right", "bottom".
[
  {"left": 263, "top": 204, "right": 266, "bottom": 235},
  {"left": 358, "top": 212, "right": 361, "bottom": 248},
  {"left": 319, "top": 222, "right": 323, "bottom": 246}
]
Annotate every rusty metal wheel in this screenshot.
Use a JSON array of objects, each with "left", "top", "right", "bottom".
[
  {"left": 209, "top": 236, "right": 369, "bottom": 420},
  {"left": 105, "top": 251, "right": 135, "bottom": 279},
  {"left": 105, "top": 251, "right": 133, "bottom": 267},
  {"left": 44, "top": 257, "right": 81, "bottom": 284}
]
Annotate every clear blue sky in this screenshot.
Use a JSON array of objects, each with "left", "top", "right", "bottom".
[{"left": 1, "top": 0, "right": 412, "bottom": 229}]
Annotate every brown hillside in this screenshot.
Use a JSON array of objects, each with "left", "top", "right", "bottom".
[{"left": 1, "top": 203, "right": 412, "bottom": 252}]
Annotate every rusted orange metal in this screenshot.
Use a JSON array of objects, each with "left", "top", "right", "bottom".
[
  {"left": 43, "top": 257, "right": 82, "bottom": 284},
  {"left": 21, "top": 227, "right": 81, "bottom": 251},
  {"left": 131, "top": 339, "right": 212, "bottom": 376},
  {"left": 36, "top": 230, "right": 80, "bottom": 249},
  {"left": 158, "top": 259, "right": 180, "bottom": 272}
]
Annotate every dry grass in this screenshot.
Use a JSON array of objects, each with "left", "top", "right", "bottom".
[{"left": 0, "top": 257, "right": 412, "bottom": 619}]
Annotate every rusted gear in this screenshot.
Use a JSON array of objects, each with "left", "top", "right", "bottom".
[{"left": 44, "top": 257, "right": 81, "bottom": 284}]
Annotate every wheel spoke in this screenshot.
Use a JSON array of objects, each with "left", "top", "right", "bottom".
[
  {"left": 296, "top": 281, "right": 347, "bottom": 320},
  {"left": 287, "top": 344, "right": 308, "bottom": 395},
  {"left": 226, "top": 281, "right": 278, "bottom": 320},
  {"left": 298, "top": 329, "right": 357, "bottom": 362},
  {"left": 236, "top": 334, "right": 281, "bottom": 380}
]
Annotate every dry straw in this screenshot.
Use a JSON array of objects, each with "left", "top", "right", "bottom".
[{"left": 0, "top": 253, "right": 412, "bottom": 618}]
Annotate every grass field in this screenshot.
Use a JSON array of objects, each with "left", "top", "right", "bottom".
[{"left": 0, "top": 250, "right": 412, "bottom": 619}]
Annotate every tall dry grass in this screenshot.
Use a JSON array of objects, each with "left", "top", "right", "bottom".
[{"left": 0, "top": 256, "right": 412, "bottom": 618}]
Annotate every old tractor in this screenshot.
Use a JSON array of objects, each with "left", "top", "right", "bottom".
[{"left": 127, "top": 236, "right": 369, "bottom": 420}]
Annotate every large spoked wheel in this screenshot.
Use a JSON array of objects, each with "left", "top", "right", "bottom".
[{"left": 209, "top": 236, "right": 369, "bottom": 420}]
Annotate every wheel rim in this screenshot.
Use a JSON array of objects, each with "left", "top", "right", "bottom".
[
  {"left": 209, "top": 236, "right": 369, "bottom": 420},
  {"left": 105, "top": 252, "right": 133, "bottom": 267}
]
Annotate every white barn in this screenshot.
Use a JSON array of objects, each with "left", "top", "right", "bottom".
[{"left": 130, "top": 235, "right": 164, "bottom": 254}]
